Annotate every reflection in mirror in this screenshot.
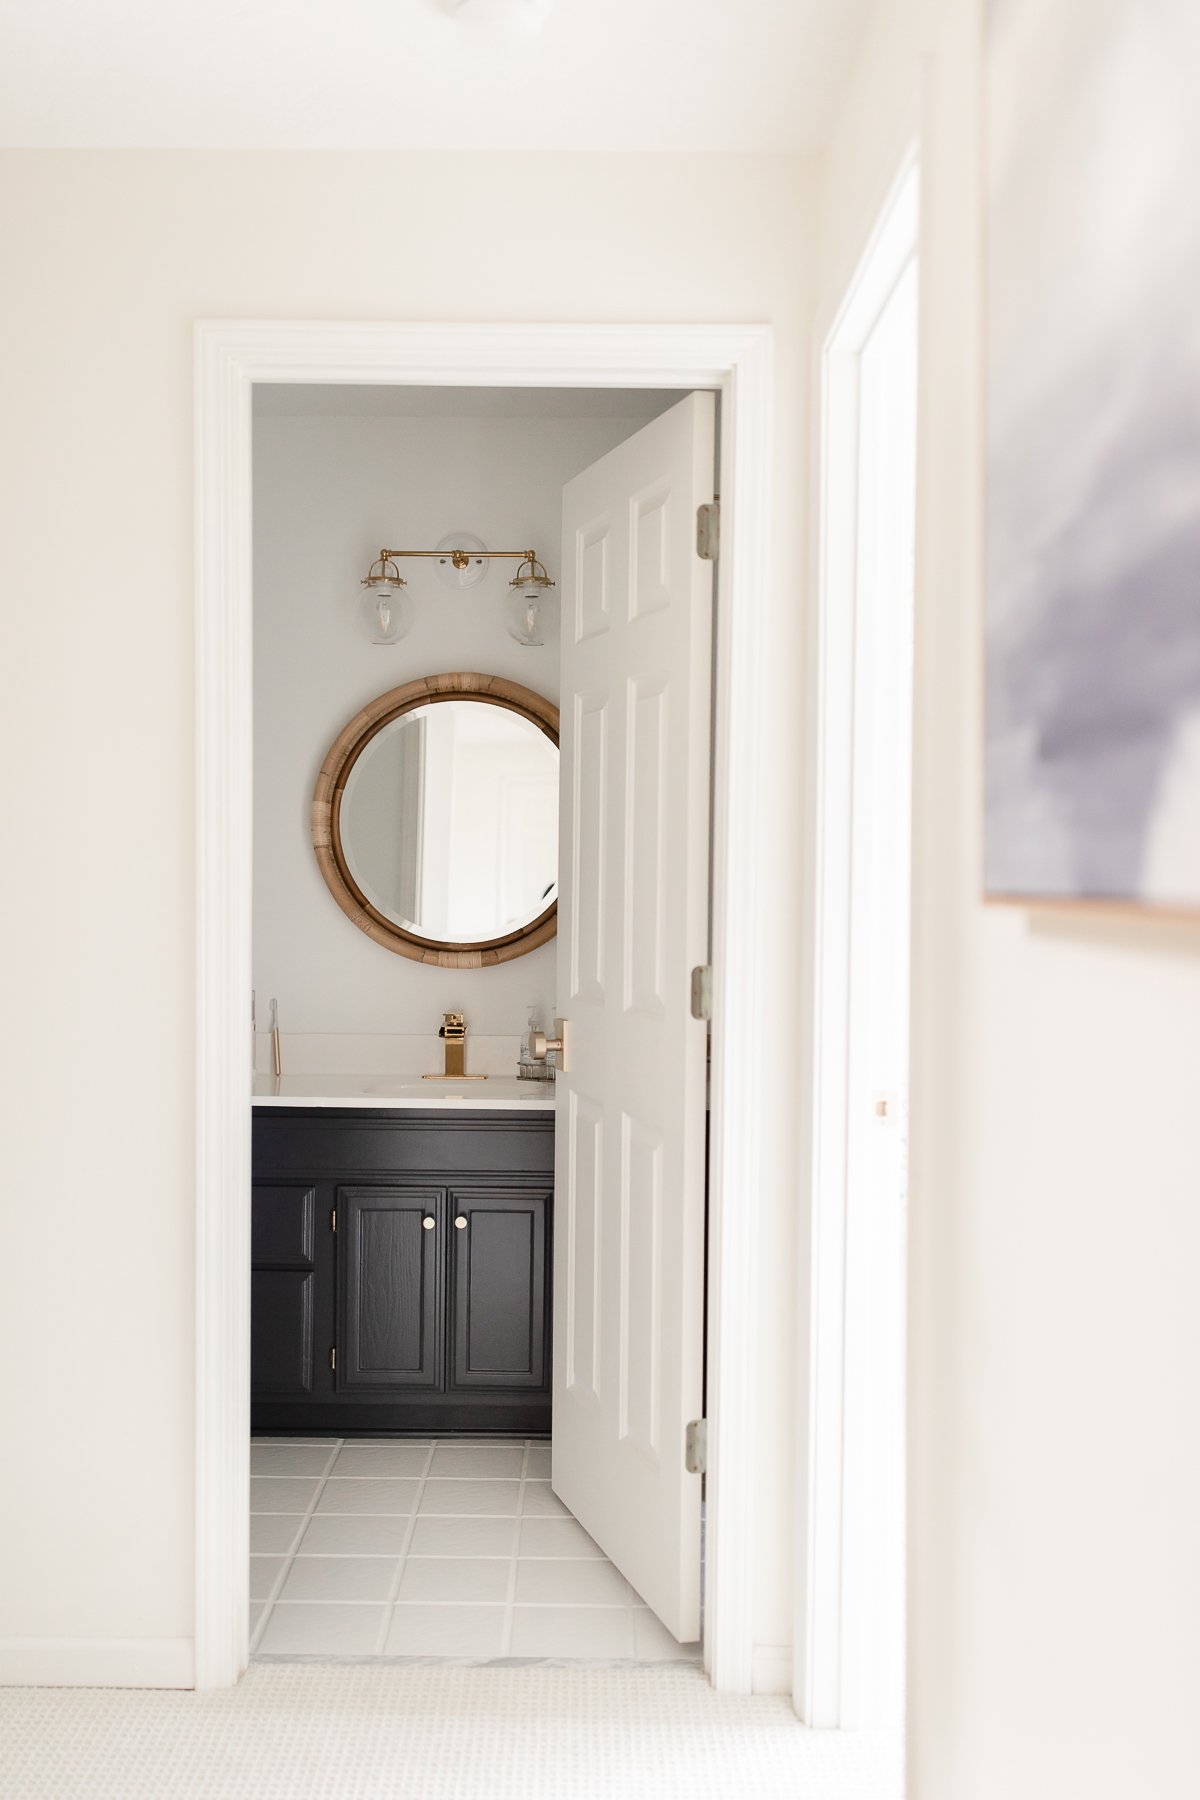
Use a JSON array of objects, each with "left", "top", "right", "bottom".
[{"left": 340, "top": 700, "right": 558, "bottom": 944}]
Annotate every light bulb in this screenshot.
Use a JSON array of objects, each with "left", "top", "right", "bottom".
[
  {"left": 357, "top": 577, "right": 412, "bottom": 645},
  {"left": 505, "top": 580, "right": 559, "bottom": 647}
]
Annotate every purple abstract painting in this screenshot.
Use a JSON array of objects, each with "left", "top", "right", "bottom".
[{"left": 985, "top": 0, "right": 1200, "bottom": 906}]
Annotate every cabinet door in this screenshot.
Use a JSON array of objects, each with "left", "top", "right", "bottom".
[
  {"left": 338, "top": 1186, "right": 443, "bottom": 1391},
  {"left": 251, "top": 1184, "right": 317, "bottom": 1397},
  {"left": 449, "top": 1189, "right": 549, "bottom": 1390}
]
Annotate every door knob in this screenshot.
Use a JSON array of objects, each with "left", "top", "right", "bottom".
[
  {"left": 422, "top": 1216, "right": 435, "bottom": 1231},
  {"left": 455, "top": 1216, "right": 467, "bottom": 1230},
  {"left": 529, "top": 1018, "right": 571, "bottom": 1074}
]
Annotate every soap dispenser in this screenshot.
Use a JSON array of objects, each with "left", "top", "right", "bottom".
[
  {"left": 519, "top": 1005, "right": 556, "bottom": 1082},
  {"left": 518, "top": 1006, "right": 540, "bottom": 1080}
]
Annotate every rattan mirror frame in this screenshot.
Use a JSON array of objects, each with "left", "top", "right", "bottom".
[{"left": 312, "top": 671, "right": 559, "bottom": 967}]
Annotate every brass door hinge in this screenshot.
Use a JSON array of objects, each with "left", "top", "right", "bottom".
[
  {"left": 696, "top": 501, "right": 720, "bottom": 561},
  {"left": 330, "top": 1207, "right": 337, "bottom": 1233},
  {"left": 329, "top": 1346, "right": 336, "bottom": 1372},
  {"left": 690, "top": 965, "right": 713, "bottom": 1022},
  {"left": 685, "top": 1418, "right": 707, "bottom": 1475}
]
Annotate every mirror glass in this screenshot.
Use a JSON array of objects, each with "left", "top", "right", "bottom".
[{"left": 339, "top": 699, "right": 558, "bottom": 944}]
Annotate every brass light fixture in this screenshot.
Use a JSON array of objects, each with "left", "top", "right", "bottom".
[{"left": 356, "top": 535, "right": 557, "bottom": 647}]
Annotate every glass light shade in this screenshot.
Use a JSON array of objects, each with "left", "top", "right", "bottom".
[
  {"left": 505, "top": 580, "right": 559, "bottom": 647},
  {"left": 357, "top": 578, "right": 412, "bottom": 646},
  {"left": 434, "top": 532, "right": 489, "bottom": 590}
]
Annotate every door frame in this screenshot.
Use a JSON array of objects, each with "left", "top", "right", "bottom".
[
  {"left": 800, "top": 158, "right": 918, "bottom": 1726},
  {"left": 194, "top": 320, "right": 773, "bottom": 1690}
]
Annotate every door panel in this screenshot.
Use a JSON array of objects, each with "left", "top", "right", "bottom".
[
  {"left": 619, "top": 1115, "right": 664, "bottom": 1459},
  {"left": 338, "top": 1187, "right": 442, "bottom": 1390},
  {"left": 450, "top": 1190, "right": 549, "bottom": 1390},
  {"left": 554, "top": 392, "right": 714, "bottom": 1642},
  {"left": 563, "top": 1088, "right": 603, "bottom": 1405},
  {"left": 251, "top": 1269, "right": 315, "bottom": 1395},
  {"left": 251, "top": 1183, "right": 315, "bottom": 1266},
  {"left": 625, "top": 679, "right": 668, "bottom": 1017},
  {"left": 570, "top": 694, "right": 608, "bottom": 1003},
  {"left": 251, "top": 1181, "right": 318, "bottom": 1398}
]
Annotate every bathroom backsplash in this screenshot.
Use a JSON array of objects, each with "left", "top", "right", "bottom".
[{"left": 252, "top": 1031, "right": 526, "bottom": 1079}]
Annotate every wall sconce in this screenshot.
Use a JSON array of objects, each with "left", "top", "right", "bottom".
[
  {"left": 357, "top": 534, "right": 557, "bottom": 648},
  {"left": 504, "top": 555, "right": 558, "bottom": 647}
]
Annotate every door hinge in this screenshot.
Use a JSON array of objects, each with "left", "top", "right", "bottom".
[
  {"left": 690, "top": 964, "right": 713, "bottom": 1022},
  {"left": 330, "top": 1207, "right": 337, "bottom": 1233},
  {"left": 329, "top": 1346, "right": 336, "bottom": 1372},
  {"left": 685, "top": 1418, "right": 708, "bottom": 1476},
  {"left": 696, "top": 501, "right": 720, "bottom": 561}
]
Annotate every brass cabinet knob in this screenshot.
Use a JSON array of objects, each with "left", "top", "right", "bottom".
[
  {"left": 455, "top": 1216, "right": 468, "bottom": 1230},
  {"left": 422, "top": 1216, "right": 435, "bottom": 1231}
]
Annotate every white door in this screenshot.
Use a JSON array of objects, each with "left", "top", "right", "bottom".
[
  {"left": 805, "top": 162, "right": 917, "bottom": 1730},
  {"left": 838, "top": 255, "right": 916, "bottom": 1728},
  {"left": 552, "top": 392, "right": 715, "bottom": 1642}
]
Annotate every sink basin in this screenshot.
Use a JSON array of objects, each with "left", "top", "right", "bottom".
[{"left": 365, "top": 1077, "right": 535, "bottom": 1101}]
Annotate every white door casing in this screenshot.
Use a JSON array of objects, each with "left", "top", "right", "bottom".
[
  {"left": 837, "top": 254, "right": 916, "bottom": 1729},
  {"left": 194, "top": 322, "right": 774, "bottom": 1693},
  {"left": 552, "top": 393, "right": 715, "bottom": 1642},
  {"left": 802, "top": 159, "right": 918, "bottom": 1728}
]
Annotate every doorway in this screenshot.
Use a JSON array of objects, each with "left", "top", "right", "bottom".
[
  {"left": 245, "top": 384, "right": 711, "bottom": 1664},
  {"left": 195, "top": 323, "right": 776, "bottom": 1691}
]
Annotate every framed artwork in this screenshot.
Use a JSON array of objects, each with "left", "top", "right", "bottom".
[{"left": 985, "top": 0, "right": 1200, "bottom": 909}]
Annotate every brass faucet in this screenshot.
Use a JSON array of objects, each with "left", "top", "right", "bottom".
[
  {"left": 440, "top": 1011, "right": 467, "bottom": 1078},
  {"left": 423, "top": 1011, "right": 486, "bottom": 1082}
]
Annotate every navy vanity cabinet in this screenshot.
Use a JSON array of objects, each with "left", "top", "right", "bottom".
[{"left": 251, "top": 1108, "right": 553, "bottom": 1436}]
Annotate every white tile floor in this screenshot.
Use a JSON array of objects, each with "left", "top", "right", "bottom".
[{"left": 251, "top": 1438, "right": 701, "bottom": 1664}]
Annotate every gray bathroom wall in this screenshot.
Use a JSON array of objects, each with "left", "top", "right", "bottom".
[{"left": 252, "top": 397, "right": 665, "bottom": 1036}]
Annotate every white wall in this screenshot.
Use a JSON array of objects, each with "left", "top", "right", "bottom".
[
  {"left": 0, "top": 149, "right": 814, "bottom": 1682},
  {"left": 811, "top": 2, "right": 1200, "bottom": 1793},
  {"left": 253, "top": 406, "right": 660, "bottom": 1040}
]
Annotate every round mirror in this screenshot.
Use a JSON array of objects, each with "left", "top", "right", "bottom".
[{"left": 313, "top": 674, "right": 559, "bottom": 966}]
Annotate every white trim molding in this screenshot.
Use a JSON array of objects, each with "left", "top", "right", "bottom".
[
  {"left": 0, "top": 1637, "right": 194, "bottom": 1690},
  {"left": 800, "top": 157, "right": 918, "bottom": 1728},
  {"left": 195, "top": 321, "right": 774, "bottom": 1691},
  {"left": 752, "top": 1645, "right": 794, "bottom": 1696}
]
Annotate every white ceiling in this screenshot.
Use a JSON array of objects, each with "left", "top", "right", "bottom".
[
  {"left": 253, "top": 384, "right": 683, "bottom": 418},
  {"left": 0, "top": 0, "right": 873, "bottom": 152}
]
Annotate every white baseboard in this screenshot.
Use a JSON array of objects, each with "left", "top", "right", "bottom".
[
  {"left": 0, "top": 1636, "right": 195, "bottom": 1689},
  {"left": 752, "top": 1644, "right": 793, "bottom": 1695}
]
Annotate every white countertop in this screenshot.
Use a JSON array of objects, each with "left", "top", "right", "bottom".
[{"left": 252, "top": 1073, "right": 555, "bottom": 1111}]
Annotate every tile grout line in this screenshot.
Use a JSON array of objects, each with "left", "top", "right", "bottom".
[
  {"left": 250, "top": 1549, "right": 603, "bottom": 1561},
  {"left": 499, "top": 1440, "right": 532, "bottom": 1656},
  {"left": 250, "top": 1438, "right": 345, "bottom": 1655},
  {"left": 373, "top": 1438, "right": 438, "bottom": 1657},
  {"left": 246, "top": 1597, "right": 635, "bottom": 1608}
]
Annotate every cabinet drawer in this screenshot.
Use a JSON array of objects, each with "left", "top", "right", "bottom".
[
  {"left": 449, "top": 1189, "right": 549, "bottom": 1391},
  {"left": 253, "top": 1110, "right": 554, "bottom": 1179},
  {"left": 252, "top": 1269, "right": 315, "bottom": 1395},
  {"left": 252, "top": 1183, "right": 316, "bottom": 1267}
]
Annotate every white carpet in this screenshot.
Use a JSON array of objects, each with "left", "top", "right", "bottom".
[{"left": 0, "top": 1663, "right": 901, "bottom": 1799}]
